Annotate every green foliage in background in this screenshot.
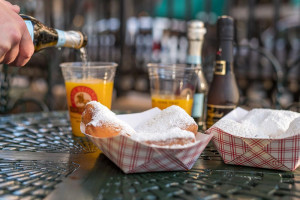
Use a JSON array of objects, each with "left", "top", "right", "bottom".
[{"left": 154, "top": 0, "right": 225, "bottom": 20}]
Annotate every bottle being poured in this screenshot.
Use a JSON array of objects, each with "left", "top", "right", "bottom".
[{"left": 21, "top": 14, "right": 88, "bottom": 52}]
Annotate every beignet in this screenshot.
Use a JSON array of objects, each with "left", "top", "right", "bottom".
[{"left": 81, "top": 102, "right": 197, "bottom": 147}]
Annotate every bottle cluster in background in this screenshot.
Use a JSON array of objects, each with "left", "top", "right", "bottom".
[{"left": 82, "top": 14, "right": 300, "bottom": 112}]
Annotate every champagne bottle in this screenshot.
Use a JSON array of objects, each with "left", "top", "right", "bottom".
[
  {"left": 186, "top": 20, "right": 208, "bottom": 130},
  {"left": 20, "top": 14, "right": 87, "bottom": 52},
  {"left": 206, "top": 16, "right": 239, "bottom": 129}
]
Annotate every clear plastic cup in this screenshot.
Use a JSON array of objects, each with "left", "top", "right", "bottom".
[
  {"left": 60, "top": 62, "right": 117, "bottom": 137},
  {"left": 147, "top": 63, "right": 200, "bottom": 115}
]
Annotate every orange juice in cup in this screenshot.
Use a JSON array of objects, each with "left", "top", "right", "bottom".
[
  {"left": 151, "top": 94, "right": 193, "bottom": 115},
  {"left": 147, "top": 63, "right": 200, "bottom": 115},
  {"left": 61, "top": 62, "right": 117, "bottom": 137},
  {"left": 65, "top": 79, "right": 114, "bottom": 136}
]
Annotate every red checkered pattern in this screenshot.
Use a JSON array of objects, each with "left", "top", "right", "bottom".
[
  {"left": 86, "top": 133, "right": 213, "bottom": 173},
  {"left": 207, "top": 127, "right": 300, "bottom": 171}
]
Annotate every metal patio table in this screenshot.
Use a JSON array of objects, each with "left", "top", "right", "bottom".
[{"left": 0, "top": 111, "right": 299, "bottom": 200}]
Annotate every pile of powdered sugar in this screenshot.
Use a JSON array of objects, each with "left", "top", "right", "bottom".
[
  {"left": 135, "top": 105, "right": 196, "bottom": 132},
  {"left": 131, "top": 127, "right": 195, "bottom": 144},
  {"left": 80, "top": 101, "right": 136, "bottom": 136},
  {"left": 285, "top": 117, "right": 300, "bottom": 138},
  {"left": 130, "top": 105, "right": 196, "bottom": 142},
  {"left": 214, "top": 108, "right": 300, "bottom": 139}
]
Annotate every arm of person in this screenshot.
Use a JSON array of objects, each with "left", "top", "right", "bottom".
[{"left": 0, "top": 0, "right": 34, "bottom": 67}]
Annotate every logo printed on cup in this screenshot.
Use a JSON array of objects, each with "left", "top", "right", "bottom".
[{"left": 70, "top": 86, "right": 97, "bottom": 114}]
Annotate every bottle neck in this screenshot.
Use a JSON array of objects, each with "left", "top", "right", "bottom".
[
  {"left": 56, "top": 30, "right": 85, "bottom": 49},
  {"left": 186, "top": 39, "right": 203, "bottom": 66},
  {"left": 217, "top": 40, "right": 233, "bottom": 62},
  {"left": 214, "top": 39, "right": 234, "bottom": 75}
]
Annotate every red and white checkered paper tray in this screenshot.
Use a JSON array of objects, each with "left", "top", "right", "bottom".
[
  {"left": 84, "top": 108, "right": 213, "bottom": 174},
  {"left": 206, "top": 107, "right": 300, "bottom": 171}
]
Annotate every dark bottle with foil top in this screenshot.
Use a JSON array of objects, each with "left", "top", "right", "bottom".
[
  {"left": 206, "top": 16, "right": 239, "bottom": 129},
  {"left": 20, "top": 14, "right": 87, "bottom": 52},
  {"left": 186, "top": 20, "right": 208, "bottom": 130}
]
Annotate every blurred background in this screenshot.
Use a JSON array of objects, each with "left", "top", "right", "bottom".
[{"left": 0, "top": 0, "right": 300, "bottom": 114}]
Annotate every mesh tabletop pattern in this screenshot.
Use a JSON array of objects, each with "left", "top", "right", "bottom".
[
  {"left": 0, "top": 112, "right": 97, "bottom": 154},
  {"left": 199, "top": 142, "right": 223, "bottom": 161},
  {"left": 92, "top": 154, "right": 300, "bottom": 200},
  {"left": 0, "top": 159, "right": 79, "bottom": 200},
  {"left": 96, "top": 170, "right": 299, "bottom": 200}
]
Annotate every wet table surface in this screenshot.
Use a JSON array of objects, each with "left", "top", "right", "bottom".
[{"left": 0, "top": 111, "right": 299, "bottom": 200}]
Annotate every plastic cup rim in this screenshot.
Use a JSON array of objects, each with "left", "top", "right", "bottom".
[
  {"left": 60, "top": 62, "right": 118, "bottom": 69},
  {"left": 147, "top": 63, "right": 201, "bottom": 71}
]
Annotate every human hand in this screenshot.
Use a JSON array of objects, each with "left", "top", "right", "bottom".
[{"left": 0, "top": 0, "right": 34, "bottom": 66}]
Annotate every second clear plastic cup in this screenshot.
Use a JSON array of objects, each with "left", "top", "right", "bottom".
[
  {"left": 147, "top": 63, "right": 200, "bottom": 115},
  {"left": 60, "top": 62, "right": 117, "bottom": 137}
]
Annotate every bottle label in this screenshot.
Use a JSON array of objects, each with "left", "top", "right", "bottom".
[
  {"left": 24, "top": 20, "right": 34, "bottom": 41},
  {"left": 214, "top": 61, "right": 226, "bottom": 75},
  {"left": 191, "top": 93, "right": 204, "bottom": 118},
  {"left": 187, "top": 55, "right": 201, "bottom": 65},
  {"left": 206, "top": 104, "right": 236, "bottom": 128},
  {"left": 69, "top": 86, "right": 98, "bottom": 114},
  {"left": 55, "top": 29, "right": 66, "bottom": 47}
]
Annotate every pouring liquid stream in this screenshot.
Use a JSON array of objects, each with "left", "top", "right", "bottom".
[{"left": 80, "top": 47, "right": 88, "bottom": 79}]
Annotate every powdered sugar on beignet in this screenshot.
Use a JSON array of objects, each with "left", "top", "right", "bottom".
[
  {"left": 130, "top": 127, "right": 195, "bottom": 147},
  {"left": 135, "top": 105, "right": 198, "bottom": 135},
  {"left": 131, "top": 105, "right": 197, "bottom": 147},
  {"left": 81, "top": 101, "right": 136, "bottom": 138}
]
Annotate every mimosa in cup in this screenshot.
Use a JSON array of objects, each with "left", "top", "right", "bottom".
[
  {"left": 147, "top": 63, "right": 200, "bottom": 115},
  {"left": 65, "top": 79, "right": 114, "bottom": 136},
  {"left": 61, "top": 62, "right": 117, "bottom": 137},
  {"left": 151, "top": 94, "right": 193, "bottom": 115}
]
